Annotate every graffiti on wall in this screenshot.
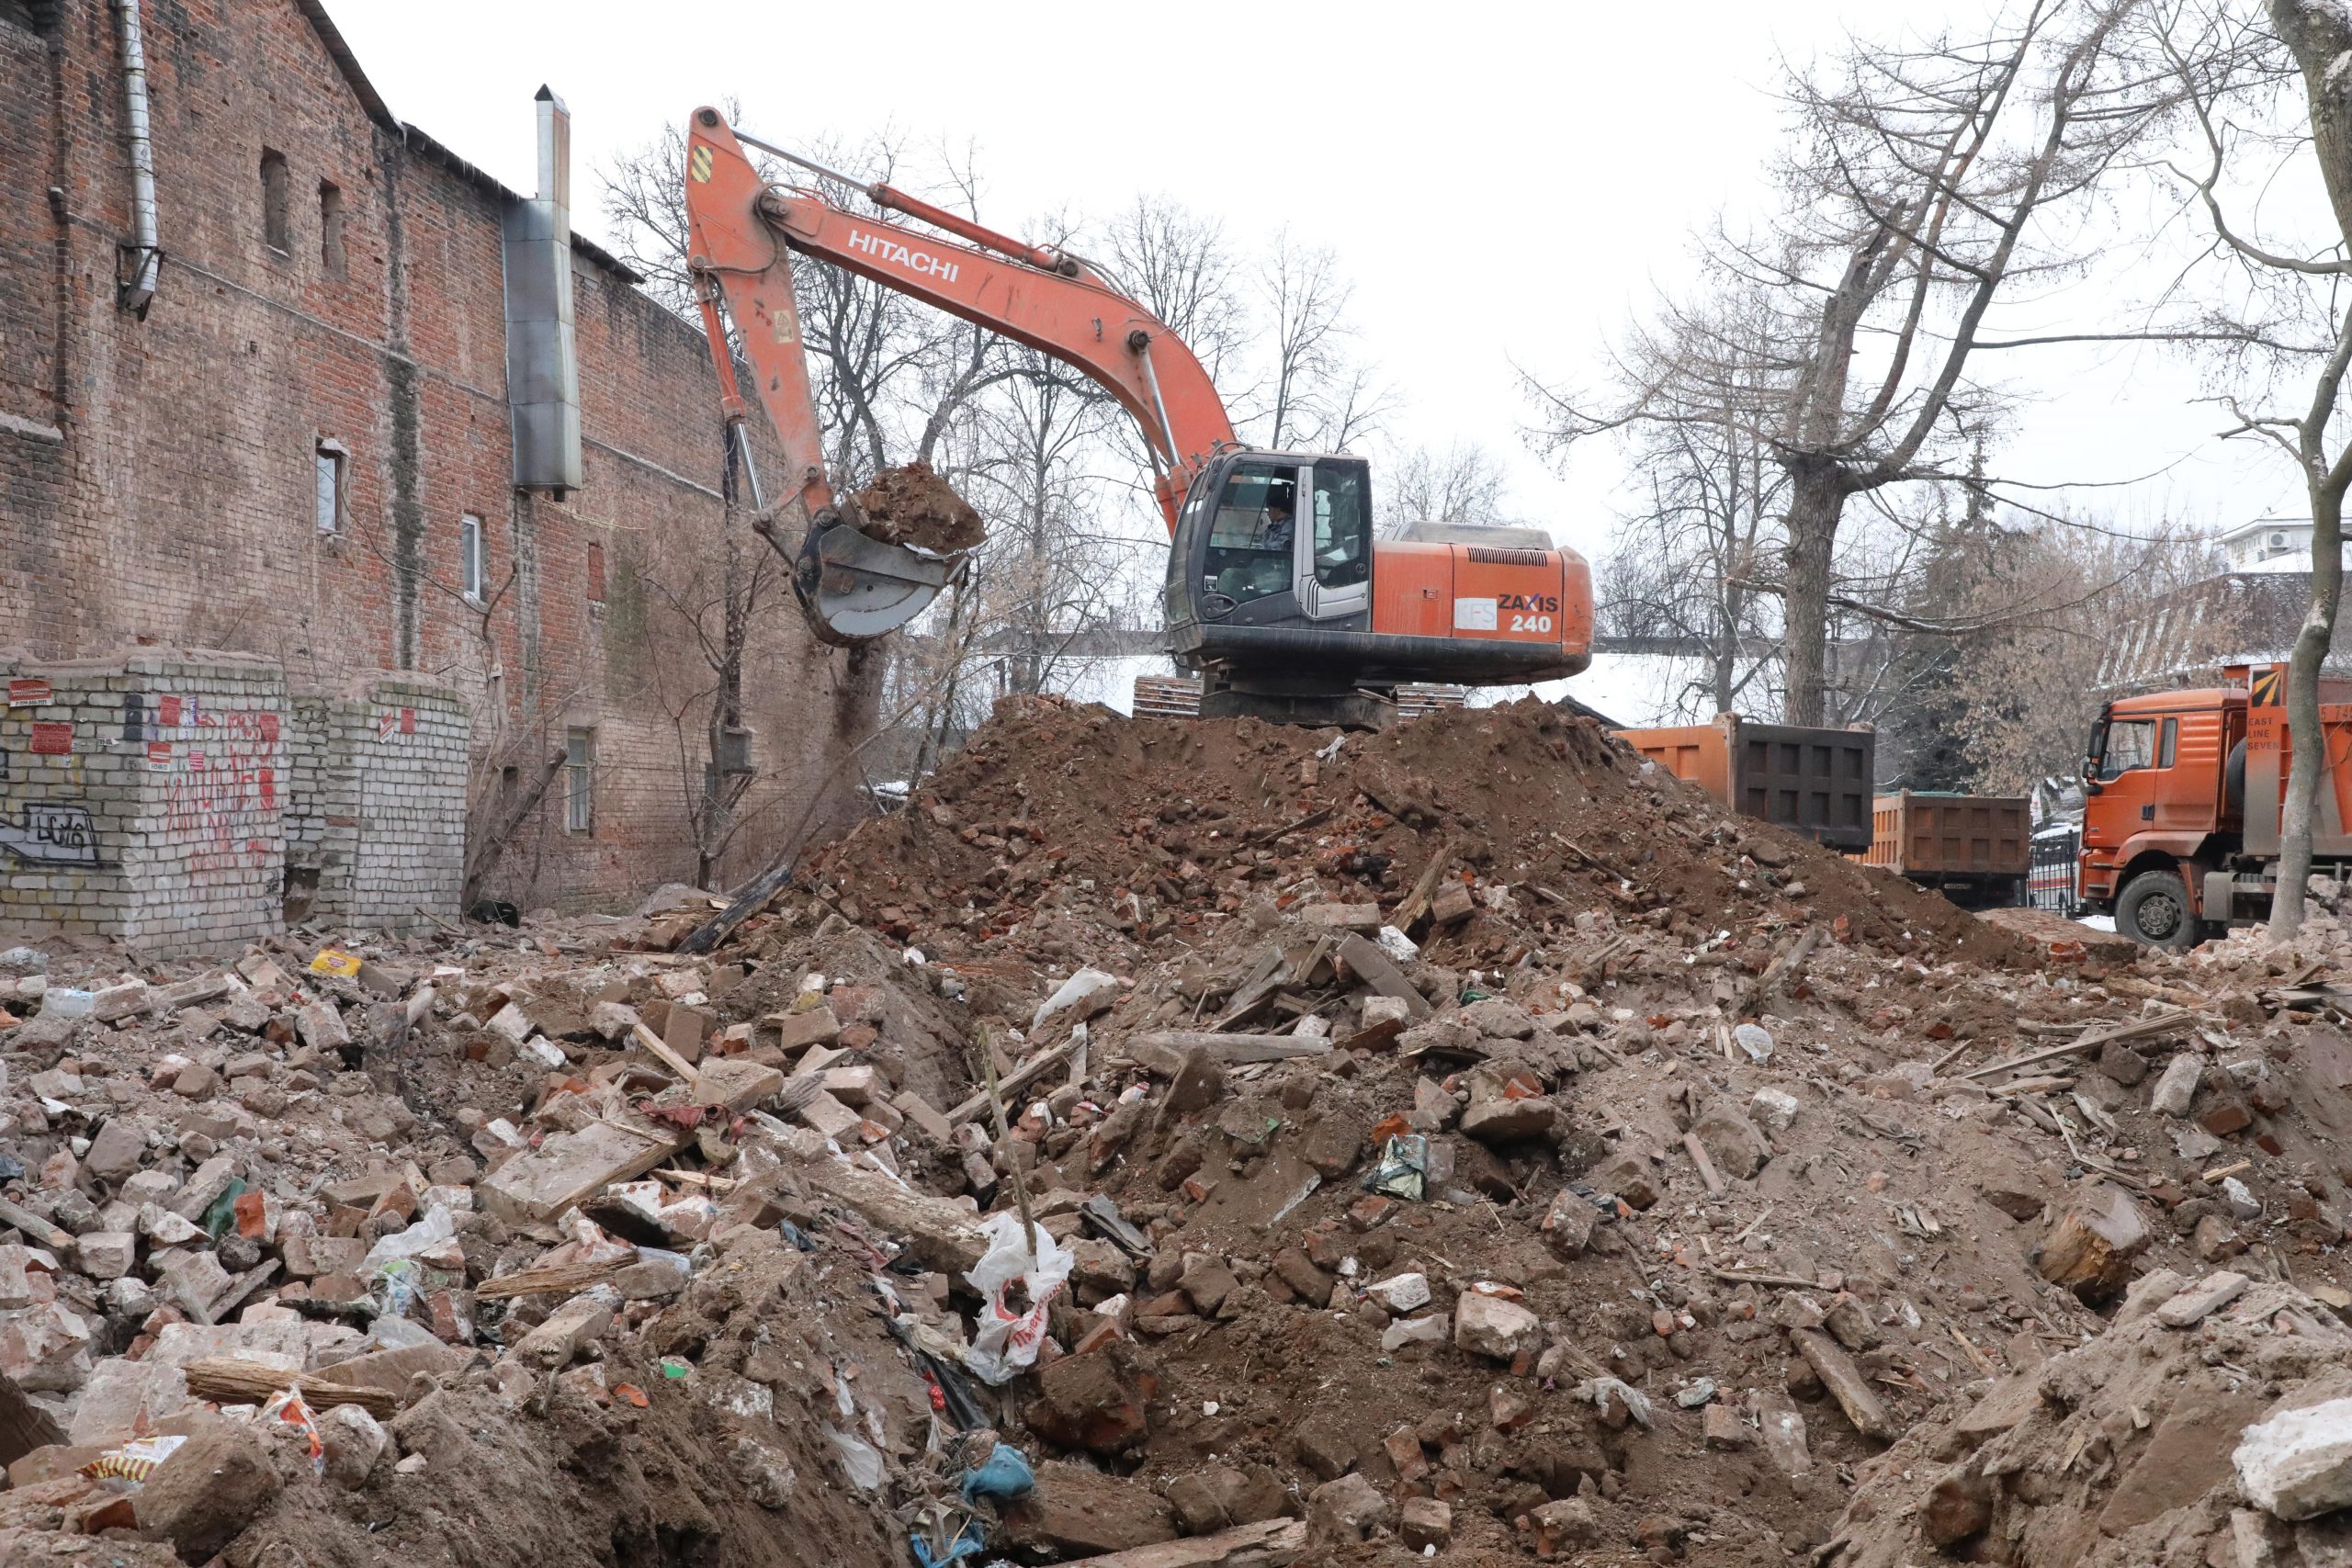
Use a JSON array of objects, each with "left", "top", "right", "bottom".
[
  {"left": 161, "top": 706, "right": 279, "bottom": 877},
  {"left": 0, "top": 803, "right": 109, "bottom": 868}
]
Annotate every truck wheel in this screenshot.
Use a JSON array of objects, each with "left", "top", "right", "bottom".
[{"left": 2117, "top": 871, "right": 2199, "bottom": 950}]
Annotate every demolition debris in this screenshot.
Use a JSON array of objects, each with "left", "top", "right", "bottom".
[{"left": 1, "top": 696, "right": 2351, "bottom": 1568}]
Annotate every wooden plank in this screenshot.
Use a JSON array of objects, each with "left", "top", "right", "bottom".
[
  {"left": 1333, "top": 933, "right": 1432, "bottom": 1018},
  {"left": 1123, "top": 1032, "right": 1336, "bottom": 1069},
  {"left": 182, "top": 1358, "right": 400, "bottom": 1419},
  {"left": 476, "top": 1254, "right": 639, "bottom": 1300},
  {"left": 631, "top": 1021, "right": 702, "bottom": 1092},
  {"left": 1793, "top": 1328, "right": 1894, "bottom": 1442},
  {"left": 1682, "top": 1132, "right": 1724, "bottom": 1197},
  {"left": 944, "top": 1035, "right": 1082, "bottom": 1125},
  {"left": 1392, "top": 839, "right": 1461, "bottom": 931},
  {"left": 1959, "top": 1010, "right": 2190, "bottom": 1081}
]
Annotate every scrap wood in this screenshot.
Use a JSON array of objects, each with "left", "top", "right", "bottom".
[
  {"left": 1391, "top": 837, "right": 1462, "bottom": 930},
  {"left": 1949, "top": 1325, "right": 1999, "bottom": 1377},
  {"left": 1707, "top": 1267, "right": 1836, "bottom": 1290},
  {"left": 476, "top": 1254, "right": 638, "bottom": 1300},
  {"left": 629, "top": 1021, "right": 702, "bottom": 1092},
  {"left": 1052, "top": 1518, "right": 1308, "bottom": 1568},
  {"left": 1736, "top": 925, "right": 1822, "bottom": 1019},
  {"left": 183, "top": 1358, "right": 398, "bottom": 1418},
  {"left": 1246, "top": 805, "right": 1334, "bottom": 846},
  {"left": 1682, "top": 1132, "right": 1725, "bottom": 1196},
  {"left": 944, "top": 1034, "right": 1082, "bottom": 1126},
  {"left": 1959, "top": 1010, "right": 2190, "bottom": 1081},
  {"left": 1121, "top": 1031, "right": 1335, "bottom": 1073}
]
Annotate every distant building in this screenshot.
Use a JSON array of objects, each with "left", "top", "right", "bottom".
[{"left": 2218, "top": 517, "right": 2340, "bottom": 572}]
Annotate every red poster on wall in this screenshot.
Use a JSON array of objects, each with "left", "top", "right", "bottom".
[
  {"left": 8, "top": 679, "right": 51, "bottom": 706},
  {"left": 147, "top": 741, "right": 173, "bottom": 768},
  {"left": 158, "top": 695, "right": 183, "bottom": 726},
  {"left": 28, "top": 721, "right": 72, "bottom": 755},
  {"left": 400, "top": 707, "right": 416, "bottom": 734}
]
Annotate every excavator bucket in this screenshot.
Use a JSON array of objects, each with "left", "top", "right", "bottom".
[{"left": 790, "top": 515, "right": 957, "bottom": 647}]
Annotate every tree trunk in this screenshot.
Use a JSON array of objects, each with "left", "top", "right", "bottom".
[
  {"left": 2263, "top": 0, "right": 2352, "bottom": 940},
  {"left": 1780, "top": 468, "right": 1846, "bottom": 727},
  {"left": 2269, "top": 482, "right": 2344, "bottom": 938}
]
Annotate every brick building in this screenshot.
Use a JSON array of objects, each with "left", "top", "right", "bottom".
[{"left": 0, "top": 0, "right": 877, "bottom": 945}]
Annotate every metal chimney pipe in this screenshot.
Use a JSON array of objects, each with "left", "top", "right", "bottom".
[
  {"left": 113, "top": 0, "right": 161, "bottom": 314},
  {"left": 502, "top": 86, "right": 582, "bottom": 491}
]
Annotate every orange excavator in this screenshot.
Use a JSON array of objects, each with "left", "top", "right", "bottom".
[{"left": 681, "top": 107, "right": 1592, "bottom": 727}]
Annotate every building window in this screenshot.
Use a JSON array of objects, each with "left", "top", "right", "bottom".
[
  {"left": 564, "top": 728, "right": 594, "bottom": 833},
  {"left": 261, "top": 150, "right": 290, "bottom": 252},
  {"left": 459, "top": 514, "right": 486, "bottom": 604},
  {"left": 585, "top": 542, "right": 606, "bottom": 604},
  {"left": 313, "top": 440, "right": 345, "bottom": 534},
  {"left": 319, "top": 182, "right": 345, "bottom": 276}
]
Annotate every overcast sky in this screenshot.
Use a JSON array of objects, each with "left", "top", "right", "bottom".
[{"left": 330, "top": 0, "right": 2298, "bottom": 570}]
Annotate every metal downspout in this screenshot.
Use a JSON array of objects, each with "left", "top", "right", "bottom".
[{"left": 114, "top": 0, "right": 161, "bottom": 315}]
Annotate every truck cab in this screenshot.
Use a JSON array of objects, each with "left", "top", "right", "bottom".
[{"left": 2078, "top": 683, "right": 2243, "bottom": 946}]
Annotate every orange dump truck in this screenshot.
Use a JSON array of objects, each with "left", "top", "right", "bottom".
[
  {"left": 2080, "top": 660, "right": 2352, "bottom": 947},
  {"left": 1861, "top": 791, "right": 2030, "bottom": 908},
  {"left": 1613, "top": 715, "right": 1875, "bottom": 852}
]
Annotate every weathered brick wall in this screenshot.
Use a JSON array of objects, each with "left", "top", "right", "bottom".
[
  {"left": 0, "top": 0, "right": 882, "bottom": 930},
  {"left": 335, "top": 677, "right": 468, "bottom": 927},
  {"left": 0, "top": 653, "right": 288, "bottom": 958},
  {"left": 282, "top": 676, "right": 468, "bottom": 930}
]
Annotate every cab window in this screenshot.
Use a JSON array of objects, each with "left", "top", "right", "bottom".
[
  {"left": 1204, "top": 464, "right": 1296, "bottom": 604},
  {"left": 2158, "top": 717, "right": 2177, "bottom": 768},
  {"left": 1311, "top": 462, "right": 1371, "bottom": 590},
  {"left": 2102, "top": 718, "right": 2156, "bottom": 777}
]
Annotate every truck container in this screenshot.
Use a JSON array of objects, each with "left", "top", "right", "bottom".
[
  {"left": 1861, "top": 790, "right": 2030, "bottom": 907},
  {"left": 2079, "top": 660, "right": 2352, "bottom": 946},
  {"left": 1612, "top": 714, "right": 1875, "bottom": 852}
]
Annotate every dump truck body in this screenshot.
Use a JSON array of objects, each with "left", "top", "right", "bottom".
[
  {"left": 1862, "top": 791, "right": 2029, "bottom": 908},
  {"left": 1613, "top": 715, "right": 1875, "bottom": 852}
]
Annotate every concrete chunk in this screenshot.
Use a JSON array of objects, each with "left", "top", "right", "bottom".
[
  {"left": 2152, "top": 1052, "right": 2204, "bottom": 1118},
  {"left": 2158, "top": 1270, "right": 2250, "bottom": 1329},
  {"left": 477, "top": 1122, "right": 684, "bottom": 1224},
  {"left": 2236, "top": 1396, "right": 2352, "bottom": 1520},
  {"left": 1453, "top": 1290, "right": 1541, "bottom": 1361}
]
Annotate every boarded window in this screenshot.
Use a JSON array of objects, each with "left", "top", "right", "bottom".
[
  {"left": 586, "top": 542, "right": 606, "bottom": 604},
  {"left": 319, "top": 181, "right": 345, "bottom": 276},
  {"left": 313, "top": 441, "right": 345, "bottom": 534},
  {"left": 459, "top": 514, "right": 486, "bottom": 604},
  {"left": 564, "top": 728, "right": 594, "bottom": 833},
  {"left": 261, "top": 149, "right": 289, "bottom": 252}
]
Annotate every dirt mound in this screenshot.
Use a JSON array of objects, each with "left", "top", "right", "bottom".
[
  {"left": 848, "top": 460, "right": 985, "bottom": 554},
  {"left": 809, "top": 694, "right": 2019, "bottom": 969}
]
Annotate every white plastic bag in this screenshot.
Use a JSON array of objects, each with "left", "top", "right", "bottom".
[{"left": 962, "top": 1211, "right": 1075, "bottom": 1385}]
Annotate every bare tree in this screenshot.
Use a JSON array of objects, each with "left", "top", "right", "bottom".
[
  {"left": 1532, "top": 0, "right": 2180, "bottom": 726},
  {"left": 1381, "top": 441, "right": 1515, "bottom": 536},
  {"left": 2150, "top": 0, "right": 2352, "bottom": 934},
  {"left": 1238, "top": 231, "right": 1392, "bottom": 453}
]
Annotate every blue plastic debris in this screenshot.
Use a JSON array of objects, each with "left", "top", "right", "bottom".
[{"left": 958, "top": 1443, "right": 1035, "bottom": 1504}]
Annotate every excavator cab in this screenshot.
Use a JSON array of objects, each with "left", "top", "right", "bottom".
[{"left": 1163, "top": 449, "right": 1589, "bottom": 727}]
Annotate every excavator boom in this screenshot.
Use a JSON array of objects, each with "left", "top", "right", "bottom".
[{"left": 684, "top": 109, "right": 1231, "bottom": 534}]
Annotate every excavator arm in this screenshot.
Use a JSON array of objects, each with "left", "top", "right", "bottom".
[{"left": 683, "top": 107, "right": 1234, "bottom": 537}]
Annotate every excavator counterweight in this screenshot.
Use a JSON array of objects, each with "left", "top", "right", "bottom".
[{"left": 682, "top": 107, "right": 1592, "bottom": 724}]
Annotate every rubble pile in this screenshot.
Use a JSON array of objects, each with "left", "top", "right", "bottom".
[{"left": 3, "top": 695, "right": 2352, "bottom": 1568}]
